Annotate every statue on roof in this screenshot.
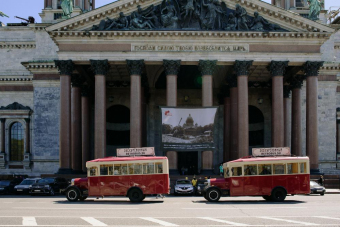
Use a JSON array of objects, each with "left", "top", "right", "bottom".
[
  {"left": 61, "top": 0, "right": 74, "bottom": 19},
  {"left": 0, "top": 11, "right": 9, "bottom": 18},
  {"left": 161, "top": 0, "right": 181, "bottom": 29},
  {"left": 235, "top": 4, "right": 249, "bottom": 30},
  {"left": 307, "top": 0, "right": 321, "bottom": 21}
]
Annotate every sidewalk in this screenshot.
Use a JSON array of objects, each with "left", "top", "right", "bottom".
[{"left": 326, "top": 188, "right": 340, "bottom": 194}]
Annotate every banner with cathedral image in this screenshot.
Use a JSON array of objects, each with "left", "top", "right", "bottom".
[{"left": 161, "top": 107, "right": 218, "bottom": 150}]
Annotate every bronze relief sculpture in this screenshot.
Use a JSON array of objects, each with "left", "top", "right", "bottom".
[{"left": 92, "top": 0, "right": 286, "bottom": 31}]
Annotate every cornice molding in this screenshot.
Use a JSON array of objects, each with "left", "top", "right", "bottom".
[
  {"left": 22, "top": 62, "right": 59, "bottom": 74},
  {"left": 48, "top": 30, "right": 333, "bottom": 41},
  {"left": 45, "top": 0, "right": 335, "bottom": 33}
]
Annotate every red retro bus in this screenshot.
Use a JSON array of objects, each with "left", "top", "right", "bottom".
[
  {"left": 203, "top": 156, "right": 310, "bottom": 202},
  {"left": 65, "top": 156, "right": 169, "bottom": 202}
]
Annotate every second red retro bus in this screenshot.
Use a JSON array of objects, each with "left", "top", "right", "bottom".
[
  {"left": 203, "top": 156, "right": 310, "bottom": 202},
  {"left": 65, "top": 156, "right": 169, "bottom": 202}
]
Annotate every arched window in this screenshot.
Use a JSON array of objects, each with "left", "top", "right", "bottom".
[{"left": 10, "top": 122, "right": 24, "bottom": 161}]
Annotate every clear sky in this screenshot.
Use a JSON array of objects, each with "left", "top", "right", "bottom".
[{"left": 0, "top": 0, "right": 339, "bottom": 25}]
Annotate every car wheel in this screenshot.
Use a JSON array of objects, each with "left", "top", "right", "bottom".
[
  {"left": 174, "top": 191, "right": 178, "bottom": 196},
  {"left": 49, "top": 188, "right": 55, "bottom": 196},
  {"left": 320, "top": 193, "right": 324, "bottom": 196},
  {"left": 128, "top": 188, "right": 143, "bottom": 202},
  {"left": 206, "top": 188, "right": 221, "bottom": 202},
  {"left": 66, "top": 188, "right": 80, "bottom": 202},
  {"left": 271, "top": 188, "right": 287, "bottom": 202},
  {"left": 262, "top": 195, "right": 272, "bottom": 201}
]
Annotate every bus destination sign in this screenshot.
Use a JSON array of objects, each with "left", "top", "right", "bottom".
[
  {"left": 117, "top": 147, "right": 155, "bottom": 157},
  {"left": 252, "top": 147, "right": 291, "bottom": 157}
]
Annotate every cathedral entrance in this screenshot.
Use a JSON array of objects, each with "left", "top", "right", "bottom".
[
  {"left": 249, "top": 105, "right": 265, "bottom": 155},
  {"left": 178, "top": 151, "right": 198, "bottom": 175}
]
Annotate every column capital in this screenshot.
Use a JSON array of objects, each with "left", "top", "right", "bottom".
[
  {"left": 268, "top": 61, "right": 289, "bottom": 77},
  {"left": 126, "top": 60, "right": 144, "bottom": 75},
  {"left": 304, "top": 61, "right": 324, "bottom": 77},
  {"left": 81, "top": 85, "right": 90, "bottom": 97},
  {"left": 163, "top": 60, "right": 181, "bottom": 75},
  {"left": 234, "top": 60, "right": 253, "bottom": 76},
  {"left": 71, "top": 74, "right": 85, "bottom": 87},
  {"left": 227, "top": 74, "right": 237, "bottom": 88},
  {"left": 0, "top": 118, "right": 5, "bottom": 123},
  {"left": 90, "top": 59, "right": 110, "bottom": 76},
  {"left": 54, "top": 60, "right": 74, "bottom": 76},
  {"left": 283, "top": 85, "right": 291, "bottom": 98},
  {"left": 198, "top": 60, "right": 217, "bottom": 76},
  {"left": 290, "top": 75, "right": 304, "bottom": 89}
]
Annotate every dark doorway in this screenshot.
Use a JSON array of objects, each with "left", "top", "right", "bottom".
[
  {"left": 106, "top": 105, "right": 130, "bottom": 156},
  {"left": 249, "top": 105, "right": 265, "bottom": 154},
  {"left": 178, "top": 152, "right": 198, "bottom": 175}
]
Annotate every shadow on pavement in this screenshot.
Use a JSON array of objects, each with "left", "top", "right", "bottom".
[
  {"left": 192, "top": 199, "right": 306, "bottom": 204},
  {"left": 54, "top": 199, "right": 164, "bottom": 205}
]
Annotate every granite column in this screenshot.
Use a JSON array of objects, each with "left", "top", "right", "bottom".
[
  {"left": 163, "top": 60, "right": 181, "bottom": 107},
  {"left": 228, "top": 75, "right": 238, "bottom": 161},
  {"left": 81, "top": 85, "right": 90, "bottom": 172},
  {"left": 91, "top": 60, "right": 110, "bottom": 159},
  {"left": 304, "top": 61, "right": 323, "bottom": 172},
  {"left": 268, "top": 61, "right": 288, "bottom": 147},
  {"left": 0, "top": 119, "right": 5, "bottom": 153},
  {"left": 290, "top": 75, "right": 304, "bottom": 156},
  {"left": 127, "top": 60, "right": 144, "bottom": 148},
  {"left": 55, "top": 60, "right": 74, "bottom": 173},
  {"left": 199, "top": 60, "right": 217, "bottom": 107},
  {"left": 235, "top": 60, "right": 253, "bottom": 158},
  {"left": 283, "top": 86, "right": 291, "bottom": 148},
  {"left": 25, "top": 118, "right": 30, "bottom": 153},
  {"left": 71, "top": 75, "right": 84, "bottom": 172}
]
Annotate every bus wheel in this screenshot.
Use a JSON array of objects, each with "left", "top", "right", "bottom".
[
  {"left": 262, "top": 195, "right": 272, "bottom": 201},
  {"left": 66, "top": 188, "right": 80, "bottom": 202},
  {"left": 271, "top": 188, "right": 287, "bottom": 202},
  {"left": 206, "top": 188, "right": 221, "bottom": 202},
  {"left": 129, "top": 189, "right": 144, "bottom": 202}
]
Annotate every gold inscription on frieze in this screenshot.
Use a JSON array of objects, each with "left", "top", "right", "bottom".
[{"left": 132, "top": 44, "right": 248, "bottom": 52}]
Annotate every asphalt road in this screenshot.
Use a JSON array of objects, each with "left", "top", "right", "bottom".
[{"left": 0, "top": 194, "right": 339, "bottom": 226}]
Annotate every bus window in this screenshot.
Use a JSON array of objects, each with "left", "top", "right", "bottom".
[
  {"left": 134, "top": 163, "right": 142, "bottom": 174},
  {"left": 231, "top": 167, "right": 242, "bottom": 176},
  {"left": 100, "top": 165, "right": 113, "bottom": 175},
  {"left": 128, "top": 164, "right": 134, "bottom": 174},
  {"left": 259, "top": 164, "right": 272, "bottom": 175},
  {"left": 244, "top": 165, "right": 257, "bottom": 176},
  {"left": 143, "top": 163, "right": 155, "bottom": 174},
  {"left": 224, "top": 167, "right": 229, "bottom": 178},
  {"left": 89, "top": 167, "right": 97, "bottom": 176},
  {"left": 114, "top": 164, "right": 121, "bottom": 175},
  {"left": 121, "top": 164, "right": 128, "bottom": 175},
  {"left": 156, "top": 163, "right": 163, "bottom": 173},
  {"left": 273, "top": 164, "right": 285, "bottom": 175},
  {"left": 299, "top": 162, "right": 306, "bottom": 173},
  {"left": 287, "top": 163, "right": 298, "bottom": 174}
]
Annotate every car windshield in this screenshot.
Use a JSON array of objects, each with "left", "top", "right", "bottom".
[
  {"left": 310, "top": 181, "right": 320, "bottom": 187},
  {"left": 0, "top": 181, "right": 10, "bottom": 186},
  {"left": 176, "top": 180, "right": 191, "bottom": 185},
  {"left": 38, "top": 178, "right": 54, "bottom": 184},
  {"left": 20, "top": 180, "right": 36, "bottom": 185}
]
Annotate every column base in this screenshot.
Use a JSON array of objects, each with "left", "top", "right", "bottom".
[
  {"left": 310, "top": 169, "right": 322, "bottom": 175},
  {"left": 56, "top": 168, "right": 74, "bottom": 174}
]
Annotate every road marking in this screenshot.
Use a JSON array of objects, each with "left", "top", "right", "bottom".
[
  {"left": 183, "top": 207, "right": 306, "bottom": 210},
  {"left": 141, "top": 217, "right": 179, "bottom": 226},
  {"left": 315, "top": 216, "right": 340, "bottom": 220},
  {"left": 259, "top": 216, "right": 319, "bottom": 226},
  {"left": 200, "top": 217, "right": 248, "bottom": 226},
  {"left": 13, "top": 207, "right": 138, "bottom": 210},
  {"left": 22, "top": 217, "right": 37, "bottom": 226},
  {"left": 81, "top": 217, "right": 107, "bottom": 226}
]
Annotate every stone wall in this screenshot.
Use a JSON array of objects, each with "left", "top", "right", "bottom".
[{"left": 32, "top": 87, "right": 60, "bottom": 174}]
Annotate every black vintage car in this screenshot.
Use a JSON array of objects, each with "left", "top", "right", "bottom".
[{"left": 29, "top": 177, "right": 69, "bottom": 196}]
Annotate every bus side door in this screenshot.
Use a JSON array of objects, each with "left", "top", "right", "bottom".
[
  {"left": 229, "top": 166, "right": 244, "bottom": 196},
  {"left": 88, "top": 177, "right": 100, "bottom": 196}
]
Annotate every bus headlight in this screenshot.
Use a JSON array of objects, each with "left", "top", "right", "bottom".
[{"left": 71, "top": 179, "right": 75, "bottom": 186}]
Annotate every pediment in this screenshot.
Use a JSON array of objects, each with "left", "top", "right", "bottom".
[{"left": 46, "top": 0, "right": 335, "bottom": 33}]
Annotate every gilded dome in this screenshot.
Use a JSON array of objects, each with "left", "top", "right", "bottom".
[{"left": 186, "top": 114, "right": 194, "bottom": 126}]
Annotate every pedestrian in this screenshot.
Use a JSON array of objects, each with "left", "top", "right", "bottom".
[
  {"left": 318, "top": 175, "right": 324, "bottom": 186},
  {"left": 219, "top": 164, "right": 223, "bottom": 176},
  {"left": 191, "top": 175, "right": 197, "bottom": 195}
]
